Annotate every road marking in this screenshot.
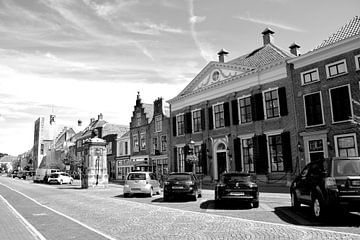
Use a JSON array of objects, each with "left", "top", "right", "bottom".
[
  {"left": 0, "top": 195, "right": 46, "bottom": 240},
  {"left": 0, "top": 183, "right": 117, "bottom": 240}
]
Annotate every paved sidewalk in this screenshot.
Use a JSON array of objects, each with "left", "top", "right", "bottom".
[{"left": 0, "top": 195, "right": 41, "bottom": 240}]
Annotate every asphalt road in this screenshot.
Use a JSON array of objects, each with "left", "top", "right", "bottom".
[{"left": 0, "top": 176, "right": 359, "bottom": 240}]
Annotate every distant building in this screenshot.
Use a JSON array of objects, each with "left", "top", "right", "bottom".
[{"left": 116, "top": 131, "right": 130, "bottom": 180}]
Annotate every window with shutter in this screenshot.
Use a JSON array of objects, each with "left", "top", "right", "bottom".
[
  {"left": 264, "top": 89, "right": 280, "bottom": 119},
  {"left": 304, "top": 92, "right": 323, "bottom": 126},
  {"left": 214, "top": 103, "right": 225, "bottom": 128},
  {"left": 239, "top": 96, "right": 252, "bottom": 123},
  {"left": 208, "top": 106, "right": 213, "bottom": 130},
  {"left": 330, "top": 85, "right": 352, "bottom": 123},
  {"left": 268, "top": 134, "right": 284, "bottom": 172},
  {"left": 242, "top": 138, "right": 254, "bottom": 173},
  {"left": 192, "top": 109, "right": 202, "bottom": 133},
  {"left": 278, "top": 87, "right": 288, "bottom": 116},
  {"left": 231, "top": 100, "right": 239, "bottom": 125},
  {"left": 233, "top": 138, "right": 242, "bottom": 171}
]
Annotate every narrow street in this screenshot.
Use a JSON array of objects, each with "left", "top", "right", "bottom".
[{"left": 1, "top": 176, "right": 359, "bottom": 240}]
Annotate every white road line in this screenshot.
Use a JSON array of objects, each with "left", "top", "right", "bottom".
[
  {"left": 0, "top": 195, "right": 46, "bottom": 240},
  {"left": 0, "top": 183, "right": 117, "bottom": 240}
]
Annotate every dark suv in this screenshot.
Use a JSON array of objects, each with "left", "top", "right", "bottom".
[
  {"left": 290, "top": 157, "right": 360, "bottom": 219},
  {"left": 163, "top": 172, "right": 202, "bottom": 201}
]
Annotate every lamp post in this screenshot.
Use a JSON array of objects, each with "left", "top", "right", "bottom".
[
  {"left": 95, "top": 148, "right": 102, "bottom": 185},
  {"left": 187, "top": 139, "right": 197, "bottom": 174}
]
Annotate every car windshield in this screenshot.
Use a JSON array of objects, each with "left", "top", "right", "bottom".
[
  {"left": 127, "top": 173, "right": 146, "bottom": 180},
  {"left": 167, "top": 174, "right": 191, "bottom": 181},
  {"left": 50, "top": 173, "right": 59, "bottom": 178},
  {"left": 333, "top": 160, "right": 360, "bottom": 176},
  {"left": 223, "top": 174, "right": 250, "bottom": 183}
]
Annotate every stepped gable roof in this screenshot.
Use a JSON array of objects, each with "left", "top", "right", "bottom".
[
  {"left": 102, "top": 124, "right": 129, "bottom": 137},
  {"left": 143, "top": 103, "right": 154, "bottom": 124},
  {"left": 228, "top": 43, "right": 293, "bottom": 68},
  {"left": 313, "top": 16, "right": 360, "bottom": 51},
  {"left": 0, "top": 155, "right": 17, "bottom": 163}
]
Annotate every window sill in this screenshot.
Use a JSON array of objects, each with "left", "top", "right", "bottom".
[
  {"left": 301, "top": 80, "right": 320, "bottom": 86},
  {"left": 326, "top": 72, "right": 348, "bottom": 80},
  {"left": 305, "top": 123, "right": 325, "bottom": 128}
]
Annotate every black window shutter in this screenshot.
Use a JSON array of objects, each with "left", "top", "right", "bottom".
[
  {"left": 254, "top": 93, "right": 264, "bottom": 121},
  {"left": 233, "top": 138, "right": 242, "bottom": 171},
  {"left": 231, "top": 99, "right": 239, "bottom": 125},
  {"left": 281, "top": 131, "right": 292, "bottom": 172},
  {"left": 253, "top": 134, "right": 268, "bottom": 174},
  {"left": 331, "top": 86, "right": 351, "bottom": 122},
  {"left": 224, "top": 102, "right": 230, "bottom": 127},
  {"left": 208, "top": 106, "right": 213, "bottom": 130},
  {"left": 185, "top": 112, "right": 192, "bottom": 134},
  {"left": 250, "top": 95, "right": 256, "bottom": 121},
  {"left": 201, "top": 109, "right": 205, "bottom": 130},
  {"left": 201, "top": 143, "right": 207, "bottom": 174},
  {"left": 172, "top": 116, "right": 177, "bottom": 136},
  {"left": 278, "top": 87, "right": 288, "bottom": 116},
  {"left": 173, "top": 147, "right": 177, "bottom": 172}
]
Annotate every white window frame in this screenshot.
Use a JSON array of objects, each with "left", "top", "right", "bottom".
[
  {"left": 239, "top": 133, "right": 255, "bottom": 173},
  {"left": 133, "top": 134, "right": 139, "bottom": 152},
  {"left": 334, "top": 133, "right": 358, "bottom": 157},
  {"left": 300, "top": 68, "right": 319, "bottom": 85},
  {"left": 355, "top": 54, "right": 360, "bottom": 71},
  {"left": 155, "top": 115, "right": 162, "bottom": 132},
  {"left": 262, "top": 88, "right": 280, "bottom": 120},
  {"left": 329, "top": 84, "right": 353, "bottom": 124},
  {"left": 140, "top": 132, "right": 146, "bottom": 150},
  {"left": 238, "top": 94, "right": 252, "bottom": 124},
  {"left": 265, "top": 130, "right": 285, "bottom": 173},
  {"left": 303, "top": 91, "right": 325, "bottom": 128},
  {"left": 161, "top": 135, "right": 167, "bottom": 152},
  {"left": 176, "top": 113, "right": 185, "bottom": 136},
  {"left": 325, "top": 59, "right": 348, "bottom": 79},
  {"left": 191, "top": 108, "right": 202, "bottom": 133},
  {"left": 213, "top": 102, "right": 225, "bottom": 129}
]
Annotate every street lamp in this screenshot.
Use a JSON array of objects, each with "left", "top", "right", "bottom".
[
  {"left": 95, "top": 148, "right": 102, "bottom": 185},
  {"left": 186, "top": 139, "right": 198, "bottom": 174}
]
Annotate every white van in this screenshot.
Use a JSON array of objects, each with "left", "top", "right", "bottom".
[{"left": 34, "top": 168, "right": 61, "bottom": 183}]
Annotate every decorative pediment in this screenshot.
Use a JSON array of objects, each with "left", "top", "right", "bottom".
[{"left": 178, "top": 62, "right": 253, "bottom": 96}]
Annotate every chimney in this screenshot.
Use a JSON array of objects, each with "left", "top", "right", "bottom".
[
  {"left": 78, "top": 120, "right": 82, "bottom": 126},
  {"left": 98, "top": 113, "right": 103, "bottom": 120},
  {"left": 90, "top": 118, "right": 95, "bottom": 123},
  {"left": 217, "top": 48, "right": 229, "bottom": 63},
  {"left": 289, "top": 42, "right": 301, "bottom": 56},
  {"left": 262, "top": 27, "right": 275, "bottom": 45}
]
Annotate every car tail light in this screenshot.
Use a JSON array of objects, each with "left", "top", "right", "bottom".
[{"left": 325, "top": 177, "right": 337, "bottom": 188}]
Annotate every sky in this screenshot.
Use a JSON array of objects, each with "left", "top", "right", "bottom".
[{"left": 0, "top": 0, "right": 359, "bottom": 156}]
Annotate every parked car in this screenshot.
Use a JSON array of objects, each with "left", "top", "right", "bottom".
[
  {"left": 47, "top": 172, "right": 73, "bottom": 185},
  {"left": 34, "top": 168, "right": 61, "bottom": 183},
  {"left": 163, "top": 172, "right": 202, "bottom": 201},
  {"left": 15, "top": 171, "right": 33, "bottom": 180},
  {"left": 290, "top": 157, "right": 360, "bottom": 219},
  {"left": 8, "top": 170, "right": 19, "bottom": 178},
  {"left": 215, "top": 172, "right": 259, "bottom": 208},
  {"left": 123, "top": 172, "right": 161, "bottom": 197}
]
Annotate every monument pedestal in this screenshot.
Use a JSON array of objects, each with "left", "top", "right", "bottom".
[{"left": 81, "top": 137, "right": 108, "bottom": 189}]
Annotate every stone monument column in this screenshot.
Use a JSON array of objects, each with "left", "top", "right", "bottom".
[{"left": 81, "top": 137, "right": 108, "bottom": 188}]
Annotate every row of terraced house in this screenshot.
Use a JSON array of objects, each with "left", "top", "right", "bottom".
[{"left": 34, "top": 16, "right": 360, "bottom": 187}]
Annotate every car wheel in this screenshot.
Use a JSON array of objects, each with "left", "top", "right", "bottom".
[
  {"left": 312, "top": 195, "right": 325, "bottom": 219},
  {"left": 291, "top": 191, "right": 300, "bottom": 209},
  {"left": 148, "top": 188, "right": 153, "bottom": 197},
  {"left": 70, "top": 179, "right": 73, "bottom": 185},
  {"left": 60, "top": 180, "right": 63, "bottom": 185},
  {"left": 192, "top": 191, "right": 198, "bottom": 201}
]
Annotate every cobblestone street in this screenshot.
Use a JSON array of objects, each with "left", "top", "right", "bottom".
[{"left": 1, "top": 177, "right": 359, "bottom": 240}]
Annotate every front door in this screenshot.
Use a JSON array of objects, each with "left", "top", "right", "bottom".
[{"left": 217, "top": 152, "right": 226, "bottom": 179}]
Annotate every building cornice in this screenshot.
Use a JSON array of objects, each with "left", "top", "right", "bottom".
[{"left": 288, "top": 35, "right": 360, "bottom": 69}]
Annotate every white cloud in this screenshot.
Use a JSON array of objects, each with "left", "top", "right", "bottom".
[
  {"left": 188, "top": 0, "right": 215, "bottom": 62},
  {"left": 234, "top": 15, "right": 305, "bottom": 32},
  {"left": 123, "top": 20, "right": 184, "bottom": 35}
]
